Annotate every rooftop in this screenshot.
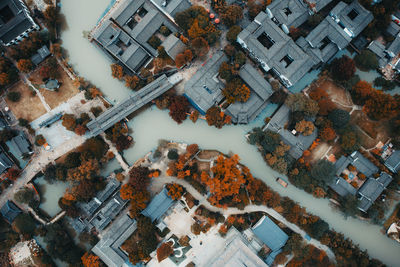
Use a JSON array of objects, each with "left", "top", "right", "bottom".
[
  {"left": 252, "top": 215, "right": 289, "bottom": 252},
  {"left": 141, "top": 187, "right": 174, "bottom": 222},
  {"left": 6, "top": 132, "right": 31, "bottom": 159},
  {"left": 0, "top": 146, "right": 13, "bottom": 174},
  {"left": 264, "top": 105, "right": 318, "bottom": 159},
  {"left": 385, "top": 150, "right": 400, "bottom": 173},
  {"left": 358, "top": 172, "right": 392, "bottom": 212},
  {"left": 225, "top": 64, "right": 273, "bottom": 124},
  {"left": 0, "top": 200, "right": 21, "bottom": 224},
  {"left": 31, "top": 45, "right": 50, "bottom": 65},
  {"left": 266, "top": 0, "right": 309, "bottom": 28},
  {"left": 184, "top": 51, "right": 227, "bottom": 114}
]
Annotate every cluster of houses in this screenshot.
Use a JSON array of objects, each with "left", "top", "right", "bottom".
[
  {"left": 185, "top": 0, "right": 373, "bottom": 124},
  {"left": 0, "top": 0, "right": 39, "bottom": 46},
  {"left": 91, "top": 0, "right": 191, "bottom": 74},
  {"left": 86, "top": 184, "right": 289, "bottom": 267}
]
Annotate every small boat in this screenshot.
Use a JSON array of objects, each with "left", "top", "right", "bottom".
[{"left": 276, "top": 177, "right": 288, "bottom": 188}]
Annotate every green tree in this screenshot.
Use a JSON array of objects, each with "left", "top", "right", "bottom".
[
  {"left": 226, "top": 25, "right": 241, "bottom": 44},
  {"left": 167, "top": 149, "right": 179, "bottom": 160},
  {"left": 328, "top": 109, "right": 350, "bottom": 129},
  {"left": 14, "top": 187, "right": 35, "bottom": 205},
  {"left": 340, "top": 195, "right": 360, "bottom": 218},
  {"left": 12, "top": 213, "right": 36, "bottom": 235},
  {"left": 340, "top": 128, "right": 360, "bottom": 153},
  {"left": 330, "top": 55, "right": 356, "bottom": 81},
  {"left": 354, "top": 50, "right": 379, "bottom": 71},
  {"left": 220, "top": 5, "right": 243, "bottom": 26},
  {"left": 7, "top": 91, "right": 21, "bottom": 102},
  {"left": 311, "top": 160, "right": 336, "bottom": 187}
]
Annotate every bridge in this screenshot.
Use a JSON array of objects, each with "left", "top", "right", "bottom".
[{"left": 87, "top": 73, "right": 182, "bottom": 136}]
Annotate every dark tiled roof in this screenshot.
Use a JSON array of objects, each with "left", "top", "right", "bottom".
[
  {"left": 141, "top": 187, "right": 173, "bottom": 222},
  {"left": 267, "top": 0, "right": 309, "bottom": 28},
  {"left": 161, "top": 34, "right": 185, "bottom": 60},
  {"left": 330, "top": 177, "right": 357, "bottom": 197},
  {"left": 184, "top": 51, "right": 226, "bottom": 114},
  {"left": 31, "top": 45, "right": 50, "bottom": 65},
  {"left": 385, "top": 150, "right": 400, "bottom": 173},
  {"left": 7, "top": 132, "right": 31, "bottom": 159},
  {"left": 386, "top": 22, "right": 400, "bottom": 37},
  {"left": 0, "top": 200, "right": 21, "bottom": 223},
  {"left": 358, "top": 172, "right": 392, "bottom": 212},
  {"left": 0, "top": 148, "right": 13, "bottom": 174}
]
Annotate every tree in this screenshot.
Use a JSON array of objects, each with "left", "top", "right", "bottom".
[
  {"left": 67, "top": 158, "right": 100, "bottom": 181},
  {"left": 157, "top": 242, "right": 173, "bottom": 262},
  {"left": 168, "top": 95, "right": 190, "bottom": 124},
  {"left": 43, "top": 6, "right": 61, "bottom": 36},
  {"left": 124, "top": 75, "right": 139, "bottom": 90},
  {"left": 223, "top": 78, "right": 250, "bottom": 103},
  {"left": 308, "top": 13, "right": 323, "bottom": 27},
  {"left": 311, "top": 160, "right": 336, "bottom": 187},
  {"left": 167, "top": 149, "right": 179, "bottom": 160},
  {"left": 319, "top": 126, "right": 336, "bottom": 141},
  {"left": 115, "top": 135, "right": 132, "bottom": 151},
  {"left": 61, "top": 113, "right": 76, "bottom": 131},
  {"left": 363, "top": 91, "right": 399, "bottom": 120},
  {"left": 328, "top": 109, "right": 350, "bottom": 129},
  {"left": 285, "top": 93, "right": 319, "bottom": 117},
  {"left": 330, "top": 55, "right": 356, "bottom": 81},
  {"left": 5, "top": 168, "right": 21, "bottom": 181},
  {"left": 226, "top": 25, "right": 241, "bottom": 43},
  {"left": 187, "top": 144, "right": 199, "bottom": 155},
  {"left": 340, "top": 195, "right": 360, "bottom": 218},
  {"left": 167, "top": 183, "right": 184, "bottom": 200},
  {"left": 340, "top": 129, "right": 360, "bottom": 153},
  {"left": 191, "top": 37, "right": 209, "bottom": 57},
  {"left": 81, "top": 252, "right": 100, "bottom": 267},
  {"left": 184, "top": 49, "right": 193, "bottom": 62},
  {"left": 148, "top": 35, "right": 162, "bottom": 49},
  {"left": 351, "top": 80, "right": 374, "bottom": 105},
  {"left": 220, "top": 5, "right": 243, "bottom": 26},
  {"left": 354, "top": 50, "right": 379, "bottom": 71},
  {"left": 17, "top": 59, "right": 33, "bottom": 73},
  {"left": 219, "top": 62, "right": 235, "bottom": 82},
  {"left": 12, "top": 213, "right": 36, "bottom": 235},
  {"left": 175, "top": 53, "right": 186, "bottom": 68},
  {"left": 15, "top": 187, "right": 35, "bottom": 204},
  {"left": 7, "top": 91, "right": 21, "bottom": 102},
  {"left": 35, "top": 134, "right": 46, "bottom": 146},
  {"left": 295, "top": 120, "right": 315, "bottom": 136},
  {"left": 74, "top": 124, "right": 87, "bottom": 136},
  {"left": 205, "top": 106, "right": 231, "bottom": 128},
  {"left": 110, "top": 63, "right": 124, "bottom": 79}
]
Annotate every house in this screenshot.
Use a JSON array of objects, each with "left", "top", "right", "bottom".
[
  {"left": 6, "top": 132, "right": 32, "bottom": 160},
  {"left": 207, "top": 227, "right": 268, "bottom": 267},
  {"left": 92, "top": 213, "right": 137, "bottom": 267},
  {"left": 184, "top": 51, "right": 227, "bottom": 114},
  {"left": 329, "top": 151, "right": 393, "bottom": 212},
  {"left": 298, "top": 1, "right": 373, "bottom": 65},
  {"left": 368, "top": 34, "right": 400, "bottom": 76},
  {"left": 70, "top": 178, "right": 128, "bottom": 233},
  {"left": 237, "top": 11, "right": 314, "bottom": 88},
  {"left": 225, "top": 63, "right": 274, "bottom": 124},
  {"left": 385, "top": 150, "right": 400, "bottom": 173},
  {"left": 0, "top": 0, "right": 39, "bottom": 46},
  {"left": 91, "top": 0, "right": 190, "bottom": 74},
  {"left": 31, "top": 45, "right": 51, "bottom": 65},
  {"left": 141, "top": 186, "right": 174, "bottom": 222},
  {"left": 0, "top": 147, "right": 13, "bottom": 174},
  {"left": 266, "top": 0, "right": 333, "bottom": 32},
  {"left": 161, "top": 34, "right": 185, "bottom": 60},
  {"left": 0, "top": 200, "right": 21, "bottom": 223},
  {"left": 252, "top": 215, "right": 289, "bottom": 265},
  {"left": 0, "top": 117, "right": 8, "bottom": 130},
  {"left": 263, "top": 105, "right": 318, "bottom": 159}
]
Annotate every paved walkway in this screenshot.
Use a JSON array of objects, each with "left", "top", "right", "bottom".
[{"left": 151, "top": 175, "right": 337, "bottom": 263}]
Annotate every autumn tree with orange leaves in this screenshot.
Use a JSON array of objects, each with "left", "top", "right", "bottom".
[
  {"left": 167, "top": 183, "right": 185, "bottom": 200},
  {"left": 156, "top": 242, "right": 174, "bottom": 262},
  {"left": 168, "top": 95, "right": 190, "bottom": 124},
  {"left": 81, "top": 252, "right": 101, "bottom": 267},
  {"left": 205, "top": 106, "right": 231, "bottom": 129},
  {"left": 110, "top": 63, "right": 124, "bottom": 79},
  {"left": 223, "top": 78, "right": 250, "bottom": 104}
]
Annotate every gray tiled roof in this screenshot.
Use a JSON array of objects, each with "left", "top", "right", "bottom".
[
  {"left": 334, "top": 151, "right": 378, "bottom": 177},
  {"left": 387, "top": 21, "right": 400, "bottom": 37},
  {"left": 184, "top": 51, "right": 226, "bottom": 114},
  {"left": 264, "top": 105, "right": 317, "bottom": 159},
  {"left": 0, "top": 0, "right": 37, "bottom": 45},
  {"left": 152, "top": 0, "right": 191, "bottom": 17},
  {"left": 330, "top": 177, "right": 357, "bottom": 197},
  {"left": 161, "top": 34, "right": 185, "bottom": 59},
  {"left": 267, "top": 0, "right": 309, "bottom": 28},
  {"left": 7, "top": 133, "right": 31, "bottom": 159},
  {"left": 358, "top": 172, "right": 392, "bottom": 212},
  {"left": 329, "top": 1, "right": 373, "bottom": 38},
  {"left": 225, "top": 64, "right": 273, "bottom": 124},
  {"left": 368, "top": 40, "right": 389, "bottom": 68},
  {"left": 387, "top": 35, "right": 400, "bottom": 56},
  {"left": 238, "top": 11, "right": 314, "bottom": 87},
  {"left": 0, "top": 200, "right": 21, "bottom": 224},
  {"left": 141, "top": 187, "right": 174, "bottom": 222},
  {"left": 0, "top": 148, "right": 13, "bottom": 174},
  {"left": 92, "top": 214, "right": 137, "bottom": 267},
  {"left": 385, "top": 150, "right": 400, "bottom": 173},
  {"left": 31, "top": 45, "right": 50, "bottom": 65}
]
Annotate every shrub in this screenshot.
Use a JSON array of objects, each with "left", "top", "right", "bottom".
[
  {"left": 7, "top": 91, "right": 21, "bottom": 102},
  {"left": 354, "top": 50, "right": 379, "bottom": 71},
  {"left": 167, "top": 149, "right": 179, "bottom": 160}
]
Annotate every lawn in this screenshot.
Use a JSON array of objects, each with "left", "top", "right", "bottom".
[{"left": 5, "top": 81, "right": 47, "bottom": 121}]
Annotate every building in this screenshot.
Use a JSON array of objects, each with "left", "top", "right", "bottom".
[
  {"left": 368, "top": 34, "right": 400, "bottom": 77},
  {"left": 263, "top": 105, "right": 318, "bottom": 159},
  {"left": 92, "top": 214, "right": 137, "bottom": 267},
  {"left": 161, "top": 34, "right": 185, "bottom": 60},
  {"left": 0, "top": 0, "right": 39, "bottom": 46},
  {"left": 385, "top": 150, "right": 400, "bottom": 173},
  {"left": 252, "top": 215, "right": 289, "bottom": 265},
  {"left": 298, "top": 1, "right": 373, "bottom": 65},
  {"left": 31, "top": 45, "right": 50, "bottom": 65},
  {"left": 6, "top": 132, "right": 32, "bottom": 160},
  {"left": 184, "top": 51, "right": 227, "bottom": 114},
  {"left": 225, "top": 63, "right": 274, "bottom": 124},
  {"left": 0, "top": 146, "right": 13, "bottom": 174},
  {"left": 266, "top": 0, "right": 333, "bottom": 32},
  {"left": 237, "top": 11, "right": 314, "bottom": 87},
  {"left": 0, "top": 200, "right": 21, "bottom": 223},
  {"left": 91, "top": 0, "right": 190, "bottom": 73},
  {"left": 329, "top": 151, "right": 393, "bottom": 212},
  {"left": 70, "top": 178, "right": 129, "bottom": 233},
  {"left": 207, "top": 227, "right": 268, "bottom": 267}
]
